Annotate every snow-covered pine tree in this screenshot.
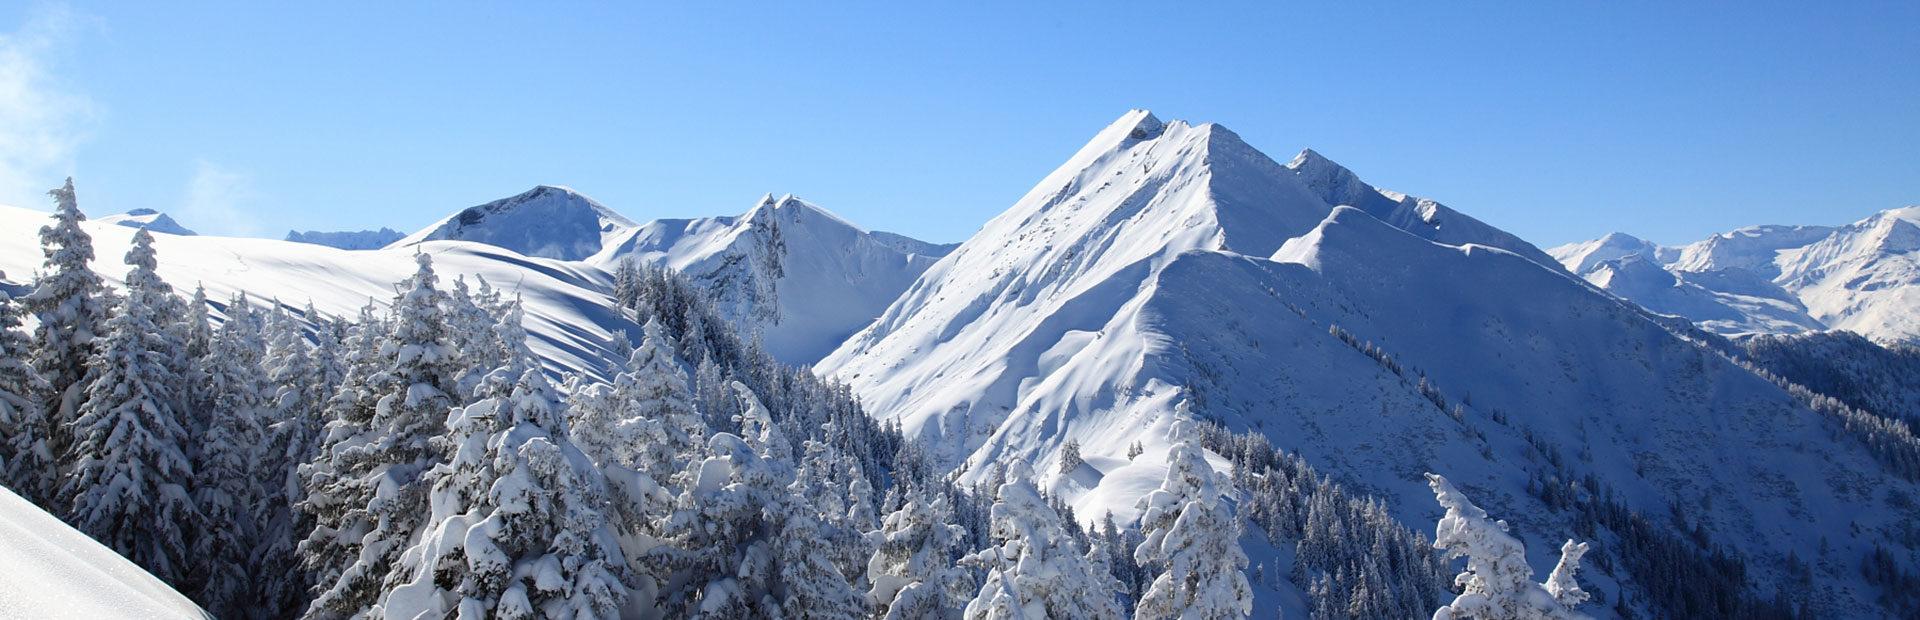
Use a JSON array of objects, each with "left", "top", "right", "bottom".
[
  {"left": 693, "top": 355, "right": 733, "bottom": 432},
  {"left": 606, "top": 328, "right": 634, "bottom": 367},
  {"left": 444, "top": 275, "right": 509, "bottom": 402},
  {"left": 26, "top": 178, "right": 107, "bottom": 481},
  {"left": 1132, "top": 421, "right": 1253, "bottom": 620},
  {"left": 304, "top": 253, "right": 461, "bottom": 619},
  {"left": 297, "top": 301, "right": 386, "bottom": 596},
  {"left": 177, "top": 285, "right": 215, "bottom": 431},
  {"left": 786, "top": 432, "right": 877, "bottom": 606},
  {"left": 572, "top": 317, "right": 702, "bottom": 487},
  {"left": 644, "top": 383, "right": 802, "bottom": 619},
  {"left": 961, "top": 458, "right": 1123, "bottom": 620},
  {"left": 845, "top": 460, "right": 879, "bottom": 535},
  {"left": 384, "top": 366, "right": 628, "bottom": 619},
  {"left": 612, "top": 257, "right": 643, "bottom": 321},
  {"left": 775, "top": 510, "right": 868, "bottom": 619},
  {"left": 0, "top": 291, "right": 53, "bottom": 505},
  {"left": 254, "top": 304, "right": 325, "bottom": 619},
  {"left": 1426, "top": 472, "right": 1591, "bottom": 620},
  {"left": 307, "top": 301, "right": 348, "bottom": 396},
  {"left": 61, "top": 227, "right": 197, "bottom": 586},
  {"left": 191, "top": 292, "right": 271, "bottom": 617},
  {"left": 868, "top": 486, "right": 972, "bottom": 620},
  {"left": 648, "top": 430, "right": 787, "bottom": 618}
]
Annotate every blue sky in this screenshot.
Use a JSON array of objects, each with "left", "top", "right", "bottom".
[{"left": 1, "top": 2, "right": 1914, "bottom": 247}]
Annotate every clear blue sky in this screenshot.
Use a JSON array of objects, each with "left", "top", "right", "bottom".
[{"left": 2, "top": 1, "right": 1915, "bottom": 247}]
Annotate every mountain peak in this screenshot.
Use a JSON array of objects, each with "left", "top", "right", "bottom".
[
  {"left": 1123, "top": 109, "right": 1165, "bottom": 140},
  {"left": 97, "top": 209, "right": 196, "bottom": 236},
  {"left": 1286, "top": 147, "right": 1337, "bottom": 171},
  {"left": 391, "top": 185, "right": 638, "bottom": 260}
]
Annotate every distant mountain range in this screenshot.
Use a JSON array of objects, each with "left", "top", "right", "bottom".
[{"left": 1552, "top": 208, "right": 1920, "bottom": 343}]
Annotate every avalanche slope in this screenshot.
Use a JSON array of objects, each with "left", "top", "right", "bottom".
[{"left": 819, "top": 110, "right": 1919, "bottom": 617}]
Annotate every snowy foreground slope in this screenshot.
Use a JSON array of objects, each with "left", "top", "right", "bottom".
[
  {"left": 1552, "top": 208, "right": 1920, "bottom": 343},
  {"left": 819, "top": 110, "right": 1920, "bottom": 617},
  {"left": 0, "top": 485, "right": 206, "bottom": 619}
]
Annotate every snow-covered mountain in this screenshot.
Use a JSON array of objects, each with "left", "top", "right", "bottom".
[
  {"left": 594, "top": 193, "right": 951, "bottom": 363},
  {"left": 1552, "top": 208, "right": 1920, "bottom": 343},
  {"left": 97, "top": 208, "right": 196, "bottom": 236},
  {"left": 818, "top": 110, "right": 1919, "bottom": 617},
  {"left": 389, "top": 185, "right": 639, "bottom": 261},
  {"left": 285, "top": 227, "right": 405, "bottom": 250}
]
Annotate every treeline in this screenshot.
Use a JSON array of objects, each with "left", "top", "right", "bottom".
[
  {"left": 1196, "top": 420, "right": 1452, "bottom": 620},
  {"left": 1735, "top": 331, "right": 1920, "bottom": 429}
]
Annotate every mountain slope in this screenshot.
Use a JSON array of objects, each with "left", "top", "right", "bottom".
[
  {"left": 819, "top": 110, "right": 1919, "bottom": 618},
  {"left": 285, "top": 227, "right": 405, "bottom": 250},
  {"left": 0, "top": 485, "right": 207, "bottom": 619}
]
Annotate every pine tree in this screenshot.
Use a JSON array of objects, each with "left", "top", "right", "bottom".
[
  {"left": 298, "top": 301, "right": 386, "bottom": 597},
  {"left": 305, "top": 253, "right": 460, "bottom": 619},
  {"left": 1059, "top": 439, "right": 1083, "bottom": 475},
  {"left": 61, "top": 227, "right": 197, "bottom": 586},
  {"left": 192, "top": 292, "right": 271, "bottom": 617},
  {"left": 384, "top": 367, "right": 628, "bottom": 619},
  {"left": 0, "top": 291, "right": 53, "bottom": 505},
  {"left": 178, "top": 285, "right": 215, "bottom": 433},
  {"left": 646, "top": 383, "right": 797, "bottom": 619},
  {"left": 869, "top": 486, "right": 972, "bottom": 620},
  {"left": 1132, "top": 422, "right": 1253, "bottom": 620},
  {"left": 612, "top": 257, "right": 643, "bottom": 321},
  {"left": 26, "top": 178, "right": 107, "bottom": 483},
  {"left": 962, "top": 459, "right": 1123, "bottom": 620},
  {"left": 570, "top": 317, "right": 702, "bottom": 486},
  {"left": 776, "top": 510, "right": 868, "bottom": 619},
  {"left": 1426, "top": 473, "right": 1592, "bottom": 620},
  {"left": 649, "top": 431, "right": 786, "bottom": 618},
  {"left": 254, "top": 304, "right": 325, "bottom": 619},
  {"left": 444, "top": 275, "right": 508, "bottom": 402}
]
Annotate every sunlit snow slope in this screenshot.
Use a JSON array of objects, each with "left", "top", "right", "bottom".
[
  {"left": 0, "top": 485, "right": 207, "bottom": 619},
  {"left": 819, "top": 110, "right": 1918, "bottom": 617}
]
